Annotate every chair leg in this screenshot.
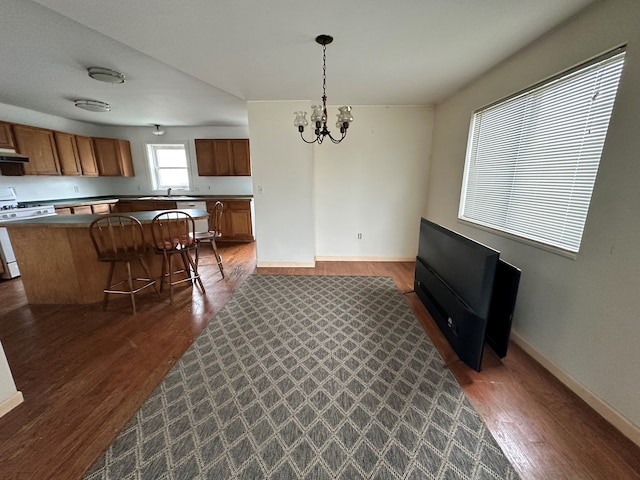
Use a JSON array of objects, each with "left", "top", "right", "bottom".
[
  {"left": 169, "top": 253, "right": 175, "bottom": 304},
  {"left": 159, "top": 251, "right": 168, "bottom": 295},
  {"left": 211, "top": 239, "right": 225, "bottom": 278},
  {"left": 139, "top": 258, "right": 162, "bottom": 299},
  {"left": 103, "top": 261, "right": 116, "bottom": 311},
  {"left": 125, "top": 260, "right": 136, "bottom": 314},
  {"left": 185, "top": 250, "right": 206, "bottom": 293}
]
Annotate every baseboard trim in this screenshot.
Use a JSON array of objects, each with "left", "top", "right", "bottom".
[
  {"left": 511, "top": 331, "right": 640, "bottom": 448},
  {"left": 256, "top": 261, "right": 316, "bottom": 268},
  {"left": 0, "top": 391, "right": 24, "bottom": 418},
  {"left": 315, "top": 256, "right": 415, "bottom": 262}
]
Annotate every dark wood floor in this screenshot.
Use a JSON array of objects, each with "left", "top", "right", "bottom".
[{"left": 0, "top": 242, "right": 638, "bottom": 479}]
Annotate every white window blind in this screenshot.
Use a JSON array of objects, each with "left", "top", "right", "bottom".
[{"left": 459, "top": 49, "right": 625, "bottom": 253}]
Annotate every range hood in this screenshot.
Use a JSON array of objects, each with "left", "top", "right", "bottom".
[{"left": 0, "top": 150, "right": 29, "bottom": 163}]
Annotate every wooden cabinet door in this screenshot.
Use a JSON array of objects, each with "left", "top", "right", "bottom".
[
  {"left": 54, "top": 131, "right": 82, "bottom": 176},
  {"left": 118, "top": 140, "right": 135, "bottom": 177},
  {"left": 230, "top": 139, "right": 251, "bottom": 176},
  {"left": 93, "top": 137, "right": 134, "bottom": 176},
  {"left": 75, "top": 135, "right": 99, "bottom": 176},
  {"left": 91, "top": 204, "right": 111, "bottom": 214},
  {"left": 212, "top": 140, "right": 233, "bottom": 175},
  {"left": 229, "top": 209, "right": 253, "bottom": 237},
  {"left": 215, "top": 199, "right": 253, "bottom": 241},
  {"left": 12, "top": 124, "right": 61, "bottom": 175},
  {"left": 195, "top": 139, "right": 215, "bottom": 176},
  {"left": 195, "top": 139, "right": 251, "bottom": 176},
  {"left": 71, "top": 205, "right": 92, "bottom": 214},
  {"left": 93, "top": 137, "right": 121, "bottom": 176},
  {"left": 0, "top": 122, "right": 15, "bottom": 149},
  {"left": 114, "top": 200, "right": 134, "bottom": 213}
]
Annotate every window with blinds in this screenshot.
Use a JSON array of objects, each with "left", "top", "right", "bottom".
[{"left": 459, "top": 48, "right": 625, "bottom": 253}]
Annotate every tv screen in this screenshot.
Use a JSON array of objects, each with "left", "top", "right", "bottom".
[{"left": 418, "top": 218, "right": 499, "bottom": 318}]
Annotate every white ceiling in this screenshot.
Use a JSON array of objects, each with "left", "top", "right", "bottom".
[{"left": 1, "top": 0, "right": 594, "bottom": 128}]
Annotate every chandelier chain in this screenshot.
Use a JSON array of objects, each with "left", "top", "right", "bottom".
[
  {"left": 293, "top": 34, "right": 353, "bottom": 144},
  {"left": 322, "top": 44, "right": 327, "bottom": 98}
]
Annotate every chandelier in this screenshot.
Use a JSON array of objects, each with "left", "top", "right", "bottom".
[{"left": 294, "top": 35, "right": 354, "bottom": 144}]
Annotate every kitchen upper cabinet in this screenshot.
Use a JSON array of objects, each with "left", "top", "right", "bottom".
[
  {"left": 93, "top": 137, "right": 135, "bottom": 177},
  {"left": 0, "top": 122, "right": 16, "bottom": 149},
  {"left": 53, "top": 131, "right": 82, "bottom": 176},
  {"left": 75, "top": 135, "right": 99, "bottom": 176},
  {"left": 195, "top": 139, "right": 251, "bottom": 176},
  {"left": 12, "top": 124, "right": 61, "bottom": 175}
]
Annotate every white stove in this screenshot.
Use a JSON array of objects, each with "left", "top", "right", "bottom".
[{"left": 0, "top": 187, "right": 56, "bottom": 279}]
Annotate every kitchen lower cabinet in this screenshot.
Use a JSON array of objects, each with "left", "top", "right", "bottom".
[
  {"left": 91, "top": 204, "right": 111, "bottom": 214},
  {"left": 207, "top": 199, "right": 253, "bottom": 241},
  {"left": 71, "top": 205, "right": 92, "bottom": 214},
  {"left": 114, "top": 200, "right": 177, "bottom": 212}
]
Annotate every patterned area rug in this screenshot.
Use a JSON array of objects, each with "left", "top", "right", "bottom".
[{"left": 86, "top": 275, "right": 520, "bottom": 479}]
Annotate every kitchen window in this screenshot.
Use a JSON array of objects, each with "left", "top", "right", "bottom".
[
  {"left": 146, "top": 142, "right": 191, "bottom": 191},
  {"left": 459, "top": 47, "right": 625, "bottom": 254}
]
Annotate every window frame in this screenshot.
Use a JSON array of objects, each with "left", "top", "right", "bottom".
[
  {"left": 146, "top": 141, "right": 193, "bottom": 193},
  {"left": 458, "top": 47, "right": 626, "bottom": 257}
]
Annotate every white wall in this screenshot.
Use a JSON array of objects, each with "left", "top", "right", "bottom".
[
  {"left": 0, "top": 103, "right": 253, "bottom": 201},
  {"left": 248, "top": 102, "right": 434, "bottom": 265},
  {"left": 248, "top": 101, "right": 316, "bottom": 266},
  {"left": 314, "top": 106, "right": 432, "bottom": 260},
  {"left": 426, "top": 0, "right": 640, "bottom": 442}
]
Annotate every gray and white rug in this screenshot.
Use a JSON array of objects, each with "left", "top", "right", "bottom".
[{"left": 86, "top": 275, "right": 520, "bottom": 479}]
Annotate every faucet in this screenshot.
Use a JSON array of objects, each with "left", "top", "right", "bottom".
[{"left": 167, "top": 187, "right": 172, "bottom": 196}]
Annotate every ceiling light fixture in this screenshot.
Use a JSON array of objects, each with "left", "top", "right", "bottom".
[
  {"left": 294, "top": 35, "right": 353, "bottom": 144},
  {"left": 74, "top": 100, "right": 111, "bottom": 112},
  {"left": 152, "top": 124, "right": 165, "bottom": 136},
  {"left": 87, "top": 66, "right": 126, "bottom": 84}
]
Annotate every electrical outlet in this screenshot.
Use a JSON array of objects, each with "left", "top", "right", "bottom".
[
  {"left": 73, "top": 186, "right": 79, "bottom": 193},
  {"left": 257, "top": 185, "right": 264, "bottom": 194},
  {"left": 357, "top": 233, "right": 362, "bottom": 240}
]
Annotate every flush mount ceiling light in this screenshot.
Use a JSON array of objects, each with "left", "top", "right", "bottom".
[
  {"left": 152, "top": 124, "right": 165, "bottom": 136},
  {"left": 293, "top": 35, "right": 353, "bottom": 145},
  {"left": 74, "top": 100, "right": 112, "bottom": 112},
  {"left": 87, "top": 66, "right": 126, "bottom": 84}
]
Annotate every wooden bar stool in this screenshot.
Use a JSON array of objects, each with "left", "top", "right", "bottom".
[
  {"left": 193, "top": 200, "right": 225, "bottom": 278},
  {"left": 151, "top": 210, "right": 205, "bottom": 303},
  {"left": 89, "top": 214, "right": 161, "bottom": 314}
]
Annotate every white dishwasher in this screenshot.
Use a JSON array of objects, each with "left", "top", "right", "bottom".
[{"left": 176, "top": 201, "right": 209, "bottom": 232}]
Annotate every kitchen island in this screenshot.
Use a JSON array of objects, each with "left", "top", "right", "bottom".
[{"left": 1, "top": 209, "right": 207, "bottom": 304}]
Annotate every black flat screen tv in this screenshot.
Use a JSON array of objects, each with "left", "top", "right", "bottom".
[
  {"left": 418, "top": 218, "right": 499, "bottom": 318},
  {"left": 414, "top": 218, "right": 520, "bottom": 370}
]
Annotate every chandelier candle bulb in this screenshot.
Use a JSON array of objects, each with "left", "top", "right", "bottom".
[{"left": 294, "top": 35, "right": 353, "bottom": 144}]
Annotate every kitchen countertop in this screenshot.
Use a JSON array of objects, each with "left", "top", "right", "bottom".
[
  {"left": 0, "top": 209, "right": 208, "bottom": 228},
  {"left": 19, "top": 194, "right": 253, "bottom": 208}
]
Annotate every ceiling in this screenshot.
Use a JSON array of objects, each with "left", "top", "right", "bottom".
[{"left": 1, "top": 0, "right": 595, "bottom": 128}]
